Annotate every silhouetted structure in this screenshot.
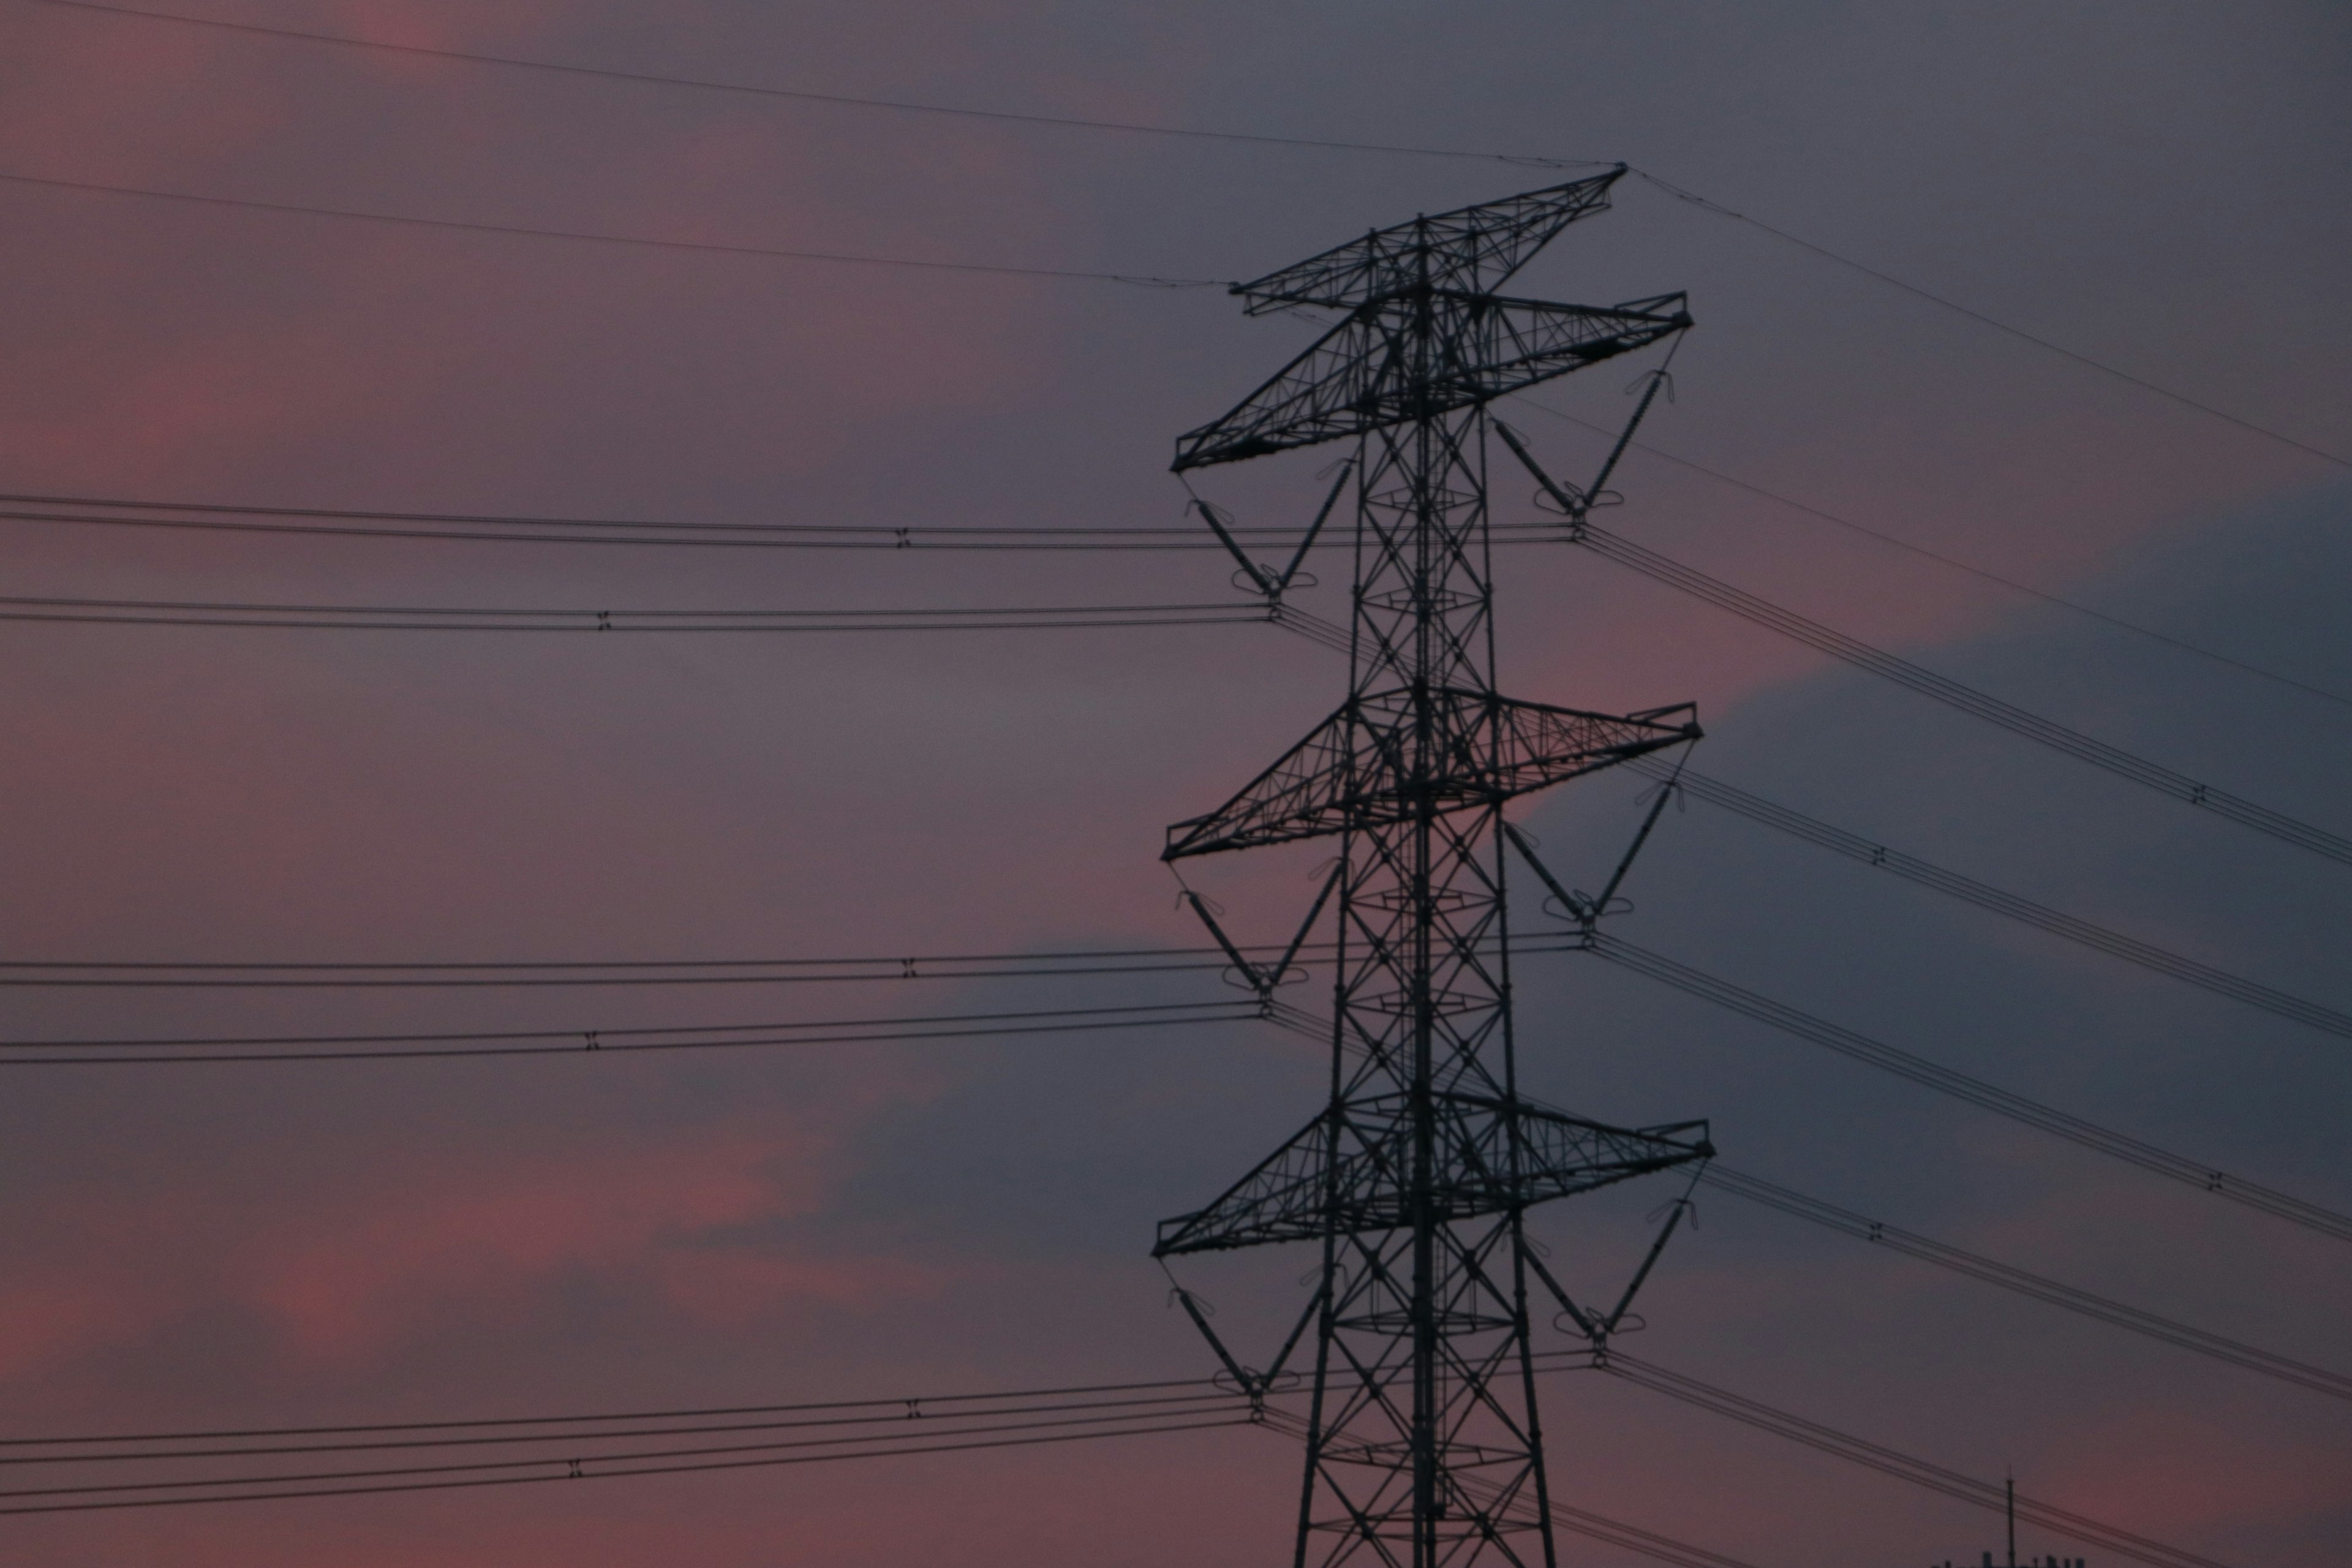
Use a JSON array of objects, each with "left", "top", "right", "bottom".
[
  {"left": 1153, "top": 168, "right": 1715, "bottom": 1567},
  {"left": 1935, "top": 1476, "right": 2089, "bottom": 1568}
]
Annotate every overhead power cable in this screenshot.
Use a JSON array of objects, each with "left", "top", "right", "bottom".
[
  {"left": 0, "top": 1389, "right": 1237, "bottom": 1468},
  {"left": 22, "top": 0, "right": 1597, "bottom": 172},
  {"left": 15, "top": 429, "right": 2339, "bottom": 716},
  {"left": 0, "top": 592, "right": 1269, "bottom": 633},
  {"left": 1530, "top": 1500, "right": 1765, "bottom": 1568},
  {"left": 1525, "top": 1487, "right": 1766, "bottom": 1568},
  {"left": 1626, "top": 756, "right": 2352, "bottom": 1050},
  {"left": 1577, "top": 524, "right": 2352, "bottom": 867},
  {"left": 0, "top": 168, "right": 1224, "bottom": 288},
  {"left": 0, "top": 1000, "right": 1267, "bottom": 1066},
  {"left": 1583, "top": 933, "right": 2352, "bottom": 1245},
  {"left": 0, "top": 1373, "right": 1251, "bottom": 1517},
  {"left": 7, "top": 1362, "right": 1733, "bottom": 1567},
  {"left": 18, "top": 425, "right": 2334, "bottom": 712},
  {"left": 0, "top": 940, "right": 1256, "bottom": 987},
  {"left": 30, "top": 4, "right": 2339, "bottom": 470},
  {"left": 1698, "top": 1165, "right": 2352, "bottom": 1404},
  {"left": 1256, "top": 1408, "right": 1770, "bottom": 1568},
  {"left": 0, "top": 495, "right": 1570, "bottom": 553},
  {"left": 1512, "top": 399, "right": 2352, "bottom": 713},
  {"left": 1631, "top": 172, "right": 2348, "bottom": 472},
  {"left": 1268, "top": 601, "right": 1355, "bottom": 655},
  {"left": 0, "top": 1371, "right": 1226, "bottom": 1449},
  {"left": 0, "top": 499, "right": 1292, "bottom": 552},
  {"left": 0, "top": 1418, "right": 1254, "bottom": 1518},
  {"left": 0, "top": 943, "right": 1259, "bottom": 989},
  {"left": 0, "top": 933, "right": 1583, "bottom": 989},
  {"left": 1581, "top": 1351, "right": 2236, "bottom": 1568}
]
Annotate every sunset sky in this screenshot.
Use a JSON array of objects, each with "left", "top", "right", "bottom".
[{"left": 0, "top": 1, "right": 2347, "bottom": 1563}]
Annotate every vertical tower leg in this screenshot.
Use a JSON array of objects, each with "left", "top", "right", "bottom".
[{"left": 1152, "top": 170, "right": 1706, "bottom": 1568}]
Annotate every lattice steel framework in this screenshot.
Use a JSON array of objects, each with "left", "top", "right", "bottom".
[{"left": 1155, "top": 168, "right": 1713, "bottom": 1568}]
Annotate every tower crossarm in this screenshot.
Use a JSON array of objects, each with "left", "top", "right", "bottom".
[
  {"left": 1163, "top": 690, "right": 1700, "bottom": 860},
  {"left": 1233, "top": 168, "right": 1626, "bottom": 315},
  {"left": 1174, "top": 292, "right": 1691, "bottom": 470},
  {"left": 1152, "top": 174, "right": 1707, "bottom": 1568},
  {"left": 1154, "top": 1095, "right": 1712, "bottom": 1256}
]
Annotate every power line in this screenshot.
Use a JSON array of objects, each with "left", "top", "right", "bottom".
[
  {"left": 0, "top": 592, "right": 1273, "bottom": 633},
  {"left": 1575, "top": 522, "right": 2352, "bottom": 866},
  {"left": 0, "top": 1367, "right": 1254, "bottom": 1515},
  {"left": 0, "top": 951, "right": 1237, "bottom": 990},
  {"left": 1257, "top": 1409, "right": 1772, "bottom": 1568},
  {"left": 1629, "top": 756, "right": 2352, "bottom": 1050},
  {"left": 0, "top": 1359, "right": 1735, "bottom": 1568},
  {"left": 0, "top": 493, "right": 1326, "bottom": 545},
  {"left": 0, "top": 169, "right": 1224, "bottom": 288},
  {"left": 0, "top": 943, "right": 1235, "bottom": 981},
  {"left": 17, "top": 429, "right": 2338, "bottom": 715},
  {"left": 0, "top": 496, "right": 1570, "bottom": 552},
  {"left": 0, "top": 1370, "right": 1252, "bottom": 1515},
  {"left": 1583, "top": 933, "right": 2352, "bottom": 1244},
  {"left": 1586, "top": 1351, "right": 2235, "bottom": 1568},
  {"left": 1631, "top": 170, "right": 2350, "bottom": 472},
  {"left": 0, "top": 499, "right": 1235, "bottom": 551},
  {"left": 0, "top": 1371, "right": 1224, "bottom": 1447},
  {"left": 29, "top": 2, "right": 2339, "bottom": 472},
  {"left": 0, "top": 933, "right": 1580, "bottom": 988},
  {"left": 1268, "top": 601, "right": 1355, "bottom": 654},
  {"left": 3, "top": 1363, "right": 1737, "bottom": 1568},
  {"left": 15, "top": 439, "right": 2342, "bottom": 737},
  {"left": 0, "top": 944, "right": 1242, "bottom": 982},
  {"left": 52, "top": 964, "right": 2315, "bottom": 1404},
  {"left": 0, "top": 1393, "right": 1242, "bottom": 1476},
  {"left": 1510, "top": 399, "right": 2352, "bottom": 713},
  {"left": 0, "top": 1001, "right": 1240, "bottom": 1049},
  {"left": 0, "top": 502, "right": 1240, "bottom": 552},
  {"left": 25, "top": 0, "right": 2341, "bottom": 476},
  {"left": 22, "top": 0, "right": 1596, "bottom": 173},
  {"left": 1534, "top": 1491, "right": 1767, "bottom": 1568},
  {"left": 0, "top": 1389, "right": 1240, "bottom": 1468},
  {"left": 0, "top": 1409, "right": 1251, "bottom": 1517},
  {"left": 0, "top": 1000, "right": 1267, "bottom": 1065},
  {"left": 1698, "top": 1164, "right": 2352, "bottom": 1404}
]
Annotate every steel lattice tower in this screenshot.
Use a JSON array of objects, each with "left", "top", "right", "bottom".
[{"left": 1153, "top": 168, "right": 1714, "bottom": 1568}]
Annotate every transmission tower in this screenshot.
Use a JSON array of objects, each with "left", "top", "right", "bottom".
[{"left": 1152, "top": 167, "right": 1716, "bottom": 1568}]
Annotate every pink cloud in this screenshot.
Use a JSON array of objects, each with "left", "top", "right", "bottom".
[
  {"left": 239, "top": 1134, "right": 823, "bottom": 1356},
  {"left": 0, "top": 1270, "right": 157, "bottom": 1380},
  {"left": 0, "top": 1110, "right": 947, "bottom": 1382},
  {"left": 655, "top": 1250, "right": 943, "bottom": 1330}
]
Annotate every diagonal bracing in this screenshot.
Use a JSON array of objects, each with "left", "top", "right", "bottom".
[{"left": 1150, "top": 170, "right": 1711, "bottom": 1568}]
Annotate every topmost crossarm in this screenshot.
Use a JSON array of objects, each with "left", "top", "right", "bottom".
[{"left": 1231, "top": 165, "right": 1626, "bottom": 315}]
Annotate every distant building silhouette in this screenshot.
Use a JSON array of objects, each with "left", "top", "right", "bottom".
[{"left": 1935, "top": 1476, "right": 2087, "bottom": 1568}]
